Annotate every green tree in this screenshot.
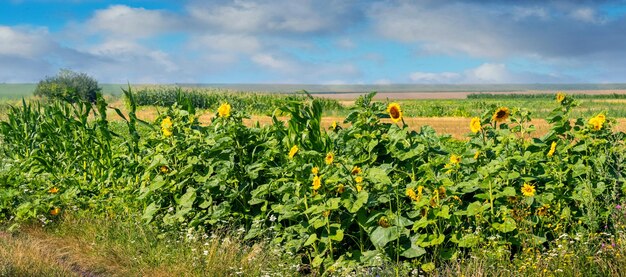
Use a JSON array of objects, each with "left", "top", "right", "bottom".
[{"left": 34, "top": 69, "right": 101, "bottom": 103}]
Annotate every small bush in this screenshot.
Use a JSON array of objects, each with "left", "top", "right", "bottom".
[{"left": 34, "top": 69, "right": 101, "bottom": 103}]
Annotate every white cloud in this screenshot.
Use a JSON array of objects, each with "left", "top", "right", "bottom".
[
  {"left": 409, "top": 72, "right": 462, "bottom": 83},
  {"left": 570, "top": 7, "right": 604, "bottom": 24},
  {"left": 86, "top": 5, "right": 176, "bottom": 38},
  {"left": 512, "top": 6, "right": 549, "bottom": 21},
  {"left": 186, "top": 0, "right": 358, "bottom": 34},
  {"left": 466, "top": 63, "right": 512, "bottom": 83},
  {"left": 251, "top": 54, "right": 295, "bottom": 72},
  {"left": 194, "top": 34, "right": 261, "bottom": 54},
  {"left": 409, "top": 63, "right": 572, "bottom": 84},
  {"left": 0, "top": 26, "right": 54, "bottom": 57}
]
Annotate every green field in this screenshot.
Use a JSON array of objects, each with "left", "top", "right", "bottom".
[
  {"left": 0, "top": 83, "right": 127, "bottom": 99},
  {"left": 2, "top": 90, "right": 626, "bottom": 275}
]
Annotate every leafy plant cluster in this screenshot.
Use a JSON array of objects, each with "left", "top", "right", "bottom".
[
  {"left": 468, "top": 92, "right": 626, "bottom": 99},
  {"left": 1, "top": 90, "right": 625, "bottom": 274},
  {"left": 131, "top": 86, "right": 345, "bottom": 115},
  {"left": 33, "top": 69, "right": 101, "bottom": 103}
]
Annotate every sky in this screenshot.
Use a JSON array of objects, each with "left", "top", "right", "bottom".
[{"left": 1, "top": 0, "right": 626, "bottom": 84}]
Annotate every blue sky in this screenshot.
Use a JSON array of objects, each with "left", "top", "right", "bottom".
[{"left": 2, "top": 0, "right": 626, "bottom": 84}]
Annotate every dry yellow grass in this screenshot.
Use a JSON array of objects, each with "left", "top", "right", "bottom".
[{"left": 103, "top": 100, "right": 626, "bottom": 140}]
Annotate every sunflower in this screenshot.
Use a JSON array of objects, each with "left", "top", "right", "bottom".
[
  {"left": 470, "top": 117, "right": 482, "bottom": 133},
  {"left": 378, "top": 216, "right": 390, "bottom": 228},
  {"left": 336, "top": 184, "right": 345, "bottom": 194},
  {"left": 331, "top": 121, "right": 338, "bottom": 130},
  {"left": 288, "top": 145, "right": 298, "bottom": 159},
  {"left": 438, "top": 186, "right": 446, "bottom": 198},
  {"left": 218, "top": 103, "right": 231, "bottom": 118},
  {"left": 387, "top": 103, "right": 403, "bottom": 123},
  {"left": 492, "top": 107, "right": 510, "bottom": 123},
  {"left": 162, "top": 128, "right": 173, "bottom": 137},
  {"left": 351, "top": 166, "right": 362, "bottom": 175},
  {"left": 474, "top": 150, "right": 480, "bottom": 160},
  {"left": 312, "top": 175, "right": 322, "bottom": 191},
  {"left": 537, "top": 204, "right": 550, "bottom": 216},
  {"left": 449, "top": 154, "right": 461, "bottom": 165},
  {"left": 325, "top": 152, "right": 334, "bottom": 165},
  {"left": 355, "top": 176, "right": 363, "bottom": 184},
  {"left": 161, "top": 116, "right": 173, "bottom": 130},
  {"left": 547, "top": 141, "right": 556, "bottom": 157},
  {"left": 48, "top": 187, "right": 59, "bottom": 194},
  {"left": 556, "top": 92, "right": 566, "bottom": 103},
  {"left": 521, "top": 183, "right": 536, "bottom": 197},
  {"left": 50, "top": 207, "right": 61, "bottom": 216},
  {"left": 589, "top": 114, "right": 605, "bottom": 131},
  {"left": 161, "top": 117, "right": 173, "bottom": 137},
  {"left": 311, "top": 167, "right": 319, "bottom": 175},
  {"left": 406, "top": 188, "right": 419, "bottom": 201},
  {"left": 356, "top": 185, "right": 363, "bottom": 192},
  {"left": 160, "top": 166, "right": 169, "bottom": 173}
]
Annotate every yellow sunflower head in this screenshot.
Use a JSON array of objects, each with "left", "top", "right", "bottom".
[
  {"left": 589, "top": 114, "right": 606, "bottom": 131},
  {"left": 473, "top": 150, "right": 480, "bottom": 160},
  {"left": 331, "top": 121, "right": 338, "bottom": 130},
  {"left": 406, "top": 188, "right": 420, "bottom": 201},
  {"left": 325, "top": 152, "right": 334, "bottom": 165},
  {"left": 492, "top": 107, "right": 510, "bottom": 123},
  {"left": 162, "top": 127, "right": 173, "bottom": 137},
  {"left": 356, "top": 184, "right": 363, "bottom": 192},
  {"left": 470, "top": 117, "right": 482, "bottom": 133},
  {"left": 48, "top": 187, "right": 59, "bottom": 194},
  {"left": 160, "top": 166, "right": 169, "bottom": 173},
  {"left": 311, "top": 167, "right": 319, "bottom": 175},
  {"left": 521, "top": 183, "right": 536, "bottom": 197},
  {"left": 449, "top": 154, "right": 461, "bottom": 165},
  {"left": 387, "top": 102, "right": 403, "bottom": 123},
  {"left": 218, "top": 103, "right": 231, "bottom": 118},
  {"left": 355, "top": 176, "right": 363, "bottom": 184},
  {"left": 312, "top": 175, "right": 322, "bottom": 191},
  {"left": 288, "top": 145, "right": 298, "bottom": 159},
  {"left": 161, "top": 117, "right": 173, "bottom": 137},
  {"left": 351, "top": 166, "right": 362, "bottom": 175},
  {"left": 161, "top": 116, "right": 173, "bottom": 129},
  {"left": 556, "top": 92, "right": 566, "bottom": 103}
]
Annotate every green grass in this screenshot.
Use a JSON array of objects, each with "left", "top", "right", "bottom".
[
  {"left": 397, "top": 98, "right": 626, "bottom": 118},
  {"left": 1, "top": 212, "right": 299, "bottom": 277}
]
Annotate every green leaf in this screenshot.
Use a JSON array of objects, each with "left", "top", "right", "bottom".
[
  {"left": 492, "top": 218, "right": 517, "bottom": 233},
  {"left": 436, "top": 205, "right": 450, "bottom": 219},
  {"left": 179, "top": 187, "right": 196, "bottom": 208},
  {"left": 142, "top": 202, "right": 160, "bottom": 223},
  {"left": 421, "top": 262, "right": 436, "bottom": 272},
  {"left": 349, "top": 191, "right": 369, "bottom": 213},
  {"left": 466, "top": 201, "right": 484, "bottom": 216},
  {"left": 370, "top": 226, "right": 400, "bottom": 248},
  {"left": 303, "top": 234, "right": 318, "bottom": 247},
  {"left": 496, "top": 187, "right": 516, "bottom": 198},
  {"left": 367, "top": 167, "right": 391, "bottom": 185},
  {"left": 330, "top": 229, "right": 344, "bottom": 242},
  {"left": 401, "top": 244, "right": 426, "bottom": 258}
]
